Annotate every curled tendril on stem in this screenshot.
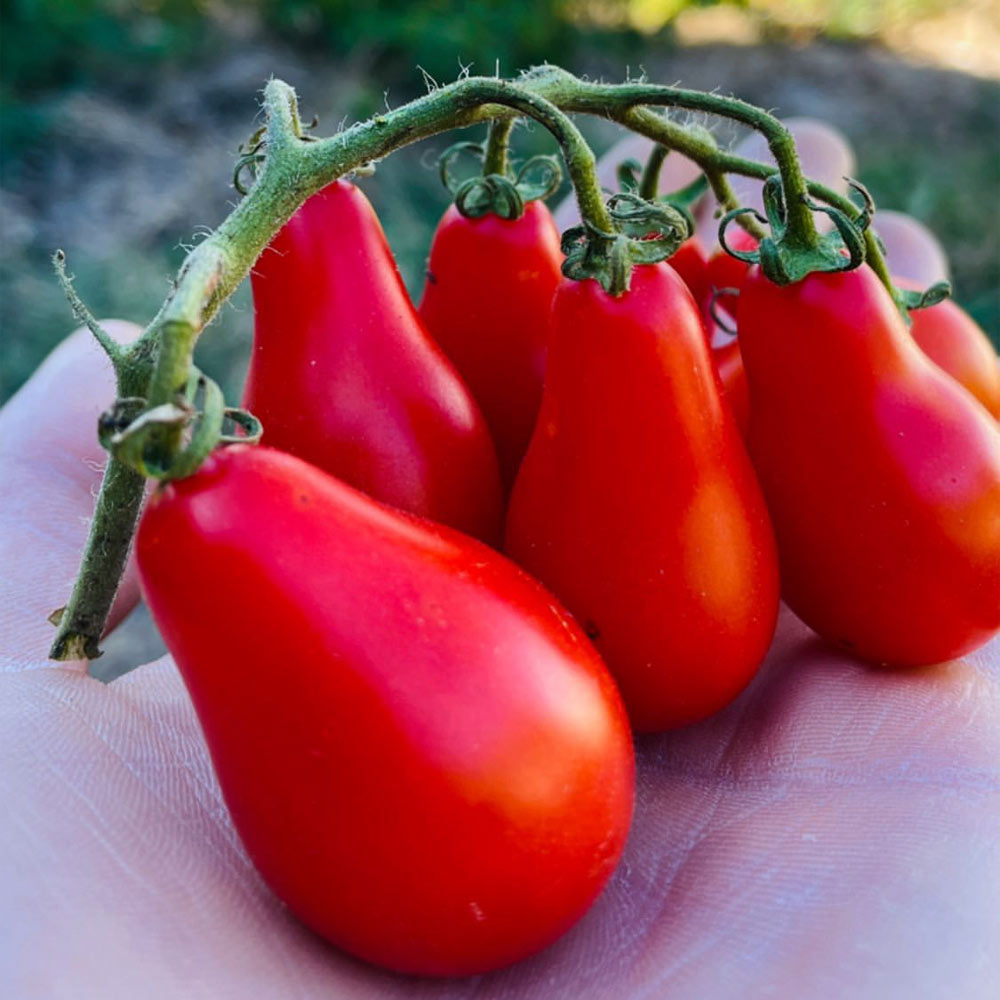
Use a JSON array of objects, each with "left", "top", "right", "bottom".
[
  {"left": 898, "top": 281, "right": 952, "bottom": 312},
  {"left": 233, "top": 153, "right": 266, "bottom": 195},
  {"left": 708, "top": 286, "right": 740, "bottom": 337},
  {"left": 438, "top": 141, "right": 562, "bottom": 220},
  {"left": 844, "top": 177, "right": 875, "bottom": 231},
  {"left": 234, "top": 114, "right": 321, "bottom": 195},
  {"left": 101, "top": 369, "right": 261, "bottom": 481},
  {"left": 718, "top": 206, "right": 767, "bottom": 264},
  {"left": 514, "top": 154, "right": 563, "bottom": 202},
  {"left": 438, "top": 141, "right": 486, "bottom": 193},
  {"left": 233, "top": 126, "right": 269, "bottom": 194}
]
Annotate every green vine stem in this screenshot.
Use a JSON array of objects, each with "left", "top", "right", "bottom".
[
  {"left": 620, "top": 108, "right": 767, "bottom": 243},
  {"left": 482, "top": 116, "right": 514, "bottom": 177},
  {"left": 49, "top": 68, "right": 897, "bottom": 660},
  {"left": 638, "top": 144, "right": 669, "bottom": 201},
  {"left": 529, "top": 69, "right": 819, "bottom": 247}
]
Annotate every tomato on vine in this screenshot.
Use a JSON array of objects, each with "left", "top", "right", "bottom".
[
  {"left": 419, "top": 140, "right": 564, "bottom": 492},
  {"left": 137, "top": 445, "right": 635, "bottom": 976},
  {"left": 666, "top": 234, "right": 710, "bottom": 306},
  {"left": 506, "top": 201, "right": 780, "bottom": 730},
  {"left": 245, "top": 179, "right": 503, "bottom": 544},
  {"left": 739, "top": 263, "right": 1000, "bottom": 665},
  {"left": 905, "top": 291, "right": 1000, "bottom": 419}
]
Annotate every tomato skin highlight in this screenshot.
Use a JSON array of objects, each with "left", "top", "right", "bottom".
[
  {"left": 419, "top": 200, "right": 563, "bottom": 493},
  {"left": 245, "top": 180, "right": 502, "bottom": 544},
  {"left": 136, "top": 445, "right": 634, "bottom": 977},
  {"left": 739, "top": 264, "right": 1000, "bottom": 666},
  {"left": 505, "top": 263, "right": 780, "bottom": 732}
]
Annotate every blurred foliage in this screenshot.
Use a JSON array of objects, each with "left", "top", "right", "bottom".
[
  {"left": 0, "top": 0, "right": 966, "bottom": 99},
  {"left": 1, "top": 0, "right": 997, "bottom": 406},
  {"left": 749, "top": 0, "right": 952, "bottom": 39},
  {"left": 1, "top": 0, "right": 209, "bottom": 94},
  {"left": 0, "top": 0, "right": 615, "bottom": 98},
  {"left": 260, "top": 0, "right": 602, "bottom": 81}
]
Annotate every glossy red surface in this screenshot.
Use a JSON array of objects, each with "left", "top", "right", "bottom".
[
  {"left": 506, "top": 263, "right": 779, "bottom": 731},
  {"left": 137, "top": 445, "right": 634, "bottom": 976},
  {"left": 740, "top": 264, "right": 1000, "bottom": 665},
  {"left": 245, "top": 181, "right": 502, "bottom": 543},
  {"left": 419, "top": 200, "right": 563, "bottom": 493}
]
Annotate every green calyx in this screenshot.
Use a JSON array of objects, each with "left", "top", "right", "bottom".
[
  {"left": 618, "top": 145, "right": 710, "bottom": 233},
  {"left": 562, "top": 191, "right": 691, "bottom": 296},
  {"left": 99, "top": 368, "right": 262, "bottom": 481},
  {"left": 438, "top": 140, "right": 562, "bottom": 221},
  {"left": 897, "top": 281, "right": 952, "bottom": 311},
  {"left": 707, "top": 286, "right": 740, "bottom": 337},
  {"left": 720, "top": 175, "right": 873, "bottom": 285}
]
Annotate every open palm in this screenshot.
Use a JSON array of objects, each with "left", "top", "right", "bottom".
[{"left": 3, "top": 323, "right": 997, "bottom": 1000}]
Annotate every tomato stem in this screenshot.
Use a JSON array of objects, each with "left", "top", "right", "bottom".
[
  {"left": 48, "top": 332, "right": 156, "bottom": 662},
  {"left": 638, "top": 144, "right": 668, "bottom": 202},
  {"left": 544, "top": 73, "right": 819, "bottom": 246},
  {"left": 620, "top": 108, "right": 766, "bottom": 242},
  {"left": 482, "top": 117, "right": 514, "bottom": 177}
]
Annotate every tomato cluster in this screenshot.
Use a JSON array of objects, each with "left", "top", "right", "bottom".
[{"left": 137, "top": 172, "right": 1000, "bottom": 977}]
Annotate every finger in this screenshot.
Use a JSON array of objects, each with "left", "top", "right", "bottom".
[
  {"left": 695, "top": 117, "right": 855, "bottom": 246},
  {"left": 0, "top": 321, "right": 144, "bottom": 671},
  {"left": 552, "top": 131, "right": 703, "bottom": 233},
  {"left": 872, "top": 209, "right": 951, "bottom": 286}
]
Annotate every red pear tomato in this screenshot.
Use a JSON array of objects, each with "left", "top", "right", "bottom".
[
  {"left": 701, "top": 236, "right": 1000, "bottom": 436},
  {"left": 704, "top": 229, "right": 756, "bottom": 318},
  {"left": 714, "top": 338, "right": 750, "bottom": 438},
  {"left": 418, "top": 200, "right": 563, "bottom": 492},
  {"left": 667, "top": 235, "right": 710, "bottom": 307},
  {"left": 136, "top": 445, "right": 634, "bottom": 977},
  {"left": 245, "top": 180, "right": 502, "bottom": 544},
  {"left": 505, "top": 263, "right": 779, "bottom": 732},
  {"left": 739, "top": 264, "right": 1000, "bottom": 665}
]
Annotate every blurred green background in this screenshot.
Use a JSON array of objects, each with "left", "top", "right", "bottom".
[{"left": 2, "top": 0, "right": 999, "bottom": 407}]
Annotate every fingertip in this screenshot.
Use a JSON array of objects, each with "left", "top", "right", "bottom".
[{"left": 872, "top": 210, "right": 951, "bottom": 286}]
